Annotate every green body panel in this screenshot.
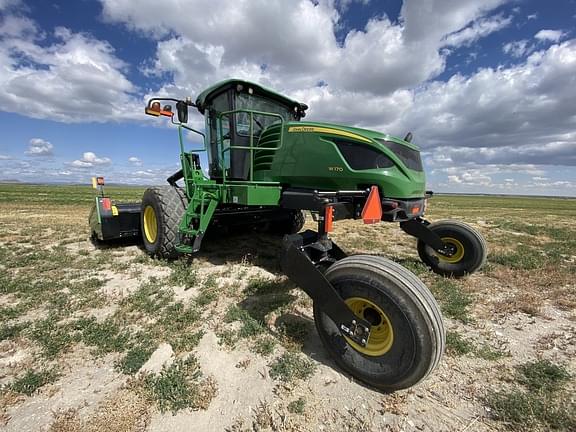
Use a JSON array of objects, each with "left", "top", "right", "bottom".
[
  {"left": 226, "top": 184, "right": 281, "bottom": 206},
  {"left": 253, "top": 121, "right": 426, "bottom": 199}
]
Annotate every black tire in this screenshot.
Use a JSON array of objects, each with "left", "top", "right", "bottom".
[
  {"left": 141, "top": 186, "right": 188, "bottom": 259},
  {"left": 417, "top": 220, "right": 487, "bottom": 277},
  {"left": 273, "top": 210, "right": 305, "bottom": 234},
  {"left": 314, "top": 255, "right": 445, "bottom": 392}
]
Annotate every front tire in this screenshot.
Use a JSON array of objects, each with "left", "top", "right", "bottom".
[
  {"left": 417, "top": 220, "right": 487, "bottom": 277},
  {"left": 141, "top": 186, "right": 187, "bottom": 259},
  {"left": 314, "top": 255, "right": 445, "bottom": 392}
]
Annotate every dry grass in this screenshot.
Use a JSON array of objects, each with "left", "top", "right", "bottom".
[
  {"left": 2, "top": 185, "right": 576, "bottom": 432},
  {"left": 49, "top": 389, "right": 151, "bottom": 432}
]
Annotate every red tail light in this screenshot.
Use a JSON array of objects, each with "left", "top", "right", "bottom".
[{"left": 102, "top": 198, "right": 111, "bottom": 211}]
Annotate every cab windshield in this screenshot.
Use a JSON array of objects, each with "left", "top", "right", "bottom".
[{"left": 235, "top": 92, "right": 296, "bottom": 136}]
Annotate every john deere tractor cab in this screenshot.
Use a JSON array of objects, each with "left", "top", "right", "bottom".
[{"left": 92, "top": 79, "right": 487, "bottom": 392}]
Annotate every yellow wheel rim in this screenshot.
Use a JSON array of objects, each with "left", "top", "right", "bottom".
[
  {"left": 437, "top": 237, "right": 465, "bottom": 263},
  {"left": 344, "top": 297, "right": 394, "bottom": 356},
  {"left": 143, "top": 206, "right": 158, "bottom": 244}
]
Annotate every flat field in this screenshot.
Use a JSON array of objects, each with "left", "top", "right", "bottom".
[{"left": 1, "top": 184, "right": 575, "bottom": 431}]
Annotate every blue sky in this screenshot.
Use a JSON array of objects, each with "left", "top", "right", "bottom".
[{"left": 0, "top": 0, "right": 575, "bottom": 195}]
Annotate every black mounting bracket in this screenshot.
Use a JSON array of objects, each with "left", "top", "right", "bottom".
[
  {"left": 280, "top": 230, "right": 371, "bottom": 347},
  {"left": 400, "top": 218, "right": 454, "bottom": 256}
]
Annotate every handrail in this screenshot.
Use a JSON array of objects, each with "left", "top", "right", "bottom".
[
  {"left": 216, "top": 109, "right": 285, "bottom": 182},
  {"left": 177, "top": 125, "right": 208, "bottom": 193}
]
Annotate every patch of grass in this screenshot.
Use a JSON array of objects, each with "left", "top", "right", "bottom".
[
  {"left": 0, "top": 322, "right": 26, "bottom": 342},
  {"left": 490, "top": 245, "right": 543, "bottom": 270},
  {"left": 244, "top": 277, "right": 290, "bottom": 296},
  {"left": 393, "top": 258, "right": 430, "bottom": 276},
  {"left": 116, "top": 347, "right": 153, "bottom": 375},
  {"left": 269, "top": 352, "right": 316, "bottom": 383},
  {"left": 121, "top": 278, "right": 174, "bottom": 316},
  {"left": 486, "top": 359, "right": 575, "bottom": 431},
  {"left": 29, "top": 317, "right": 73, "bottom": 359},
  {"left": 445, "top": 331, "right": 474, "bottom": 356},
  {"left": 475, "top": 344, "right": 507, "bottom": 361},
  {"left": 156, "top": 302, "right": 200, "bottom": 335},
  {"left": 169, "top": 260, "right": 199, "bottom": 289},
  {"left": 73, "top": 317, "right": 131, "bottom": 354},
  {"left": 287, "top": 397, "right": 306, "bottom": 415},
  {"left": 170, "top": 330, "right": 205, "bottom": 353},
  {"left": 0, "top": 304, "right": 27, "bottom": 321},
  {"left": 516, "top": 360, "right": 570, "bottom": 393},
  {"left": 252, "top": 336, "right": 276, "bottom": 356},
  {"left": 10, "top": 368, "right": 58, "bottom": 395},
  {"left": 225, "top": 305, "right": 265, "bottom": 338},
  {"left": 486, "top": 390, "right": 575, "bottom": 431},
  {"left": 430, "top": 279, "right": 472, "bottom": 323},
  {"left": 142, "top": 355, "right": 214, "bottom": 413},
  {"left": 195, "top": 274, "right": 219, "bottom": 306},
  {"left": 446, "top": 331, "right": 507, "bottom": 360},
  {"left": 277, "top": 318, "right": 310, "bottom": 348},
  {"left": 216, "top": 329, "right": 238, "bottom": 348}
]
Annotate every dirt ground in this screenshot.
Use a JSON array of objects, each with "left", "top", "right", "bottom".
[{"left": 1, "top": 186, "right": 575, "bottom": 431}]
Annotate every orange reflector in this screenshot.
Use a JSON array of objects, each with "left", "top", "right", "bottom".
[
  {"left": 325, "top": 205, "right": 334, "bottom": 232},
  {"left": 361, "top": 186, "right": 382, "bottom": 224},
  {"left": 411, "top": 206, "right": 421, "bottom": 215},
  {"left": 102, "top": 198, "right": 111, "bottom": 211}
]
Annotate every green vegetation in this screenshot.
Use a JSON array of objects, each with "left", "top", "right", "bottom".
[
  {"left": 142, "top": 356, "right": 213, "bottom": 413},
  {"left": 430, "top": 279, "right": 472, "bottom": 323},
  {"left": 287, "top": 397, "right": 306, "bottom": 414},
  {"left": 486, "top": 360, "right": 574, "bottom": 431},
  {"left": 225, "top": 305, "right": 265, "bottom": 338},
  {"left": 490, "top": 245, "right": 545, "bottom": 270},
  {"left": 446, "top": 331, "right": 507, "bottom": 360},
  {"left": 120, "top": 278, "right": 174, "bottom": 316},
  {"left": 169, "top": 259, "right": 199, "bottom": 289},
  {"left": 29, "top": 316, "right": 74, "bottom": 359},
  {"left": 252, "top": 336, "right": 276, "bottom": 356},
  {"left": 445, "top": 331, "right": 474, "bottom": 355},
  {"left": 0, "top": 322, "right": 26, "bottom": 342},
  {"left": 73, "top": 317, "right": 131, "bottom": 355},
  {"left": 269, "top": 352, "right": 316, "bottom": 382},
  {"left": 195, "top": 274, "right": 219, "bottom": 305},
  {"left": 516, "top": 360, "right": 571, "bottom": 393},
  {"left": 10, "top": 368, "right": 59, "bottom": 395},
  {"left": 277, "top": 319, "right": 310, "bottom": 348},
  {"left": 0, "top": 183, "right": 144, "bottom": 204},
  {"left": 116, "top": 347, "right": 153, "bottom": 375}
]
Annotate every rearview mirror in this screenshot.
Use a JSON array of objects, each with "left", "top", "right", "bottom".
[{"left": 176, "top": 101, "right": 188, "bottom": 123}]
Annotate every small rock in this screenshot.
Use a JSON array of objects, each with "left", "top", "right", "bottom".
[{"left": 138, "top": 343, "right": 174, "bottom": 375}]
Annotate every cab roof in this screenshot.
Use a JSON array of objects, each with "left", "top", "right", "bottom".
[{"left": 195, "top": 79, "right": 302, "bottom": 114}]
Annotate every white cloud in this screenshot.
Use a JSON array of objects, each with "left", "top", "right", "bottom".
[
  {"left": 503, "top": 39, "right": 532, "bottom": 57},
  {"left": 442, "top": 14, "right": 512, "bottom": 47},
  {"left": 335, "top": 0, "right": 370, "bottom": 12},
  {"left": 0, "top": 6, "right": 140, "bottom": 123},
  {"left": 128, "top": 156, "right": 142, "bottom": 166},
  {"left": 0, "top": 154, "right": 12, "bottom": 160},
  {"left": 25, "top": 138, "right": 54, "bottom": 156},
  {"left": 535, "top": 29, "right": 566, "bottom": 43},
  {"left": 102, "top": 0, "right": 508, "bottom": 97},
  {"left": 70, "top": 151, "right": 112, "bottom": 168},
  {"left": 390, "top": 40, "right": 576, "bottom": 165}
]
